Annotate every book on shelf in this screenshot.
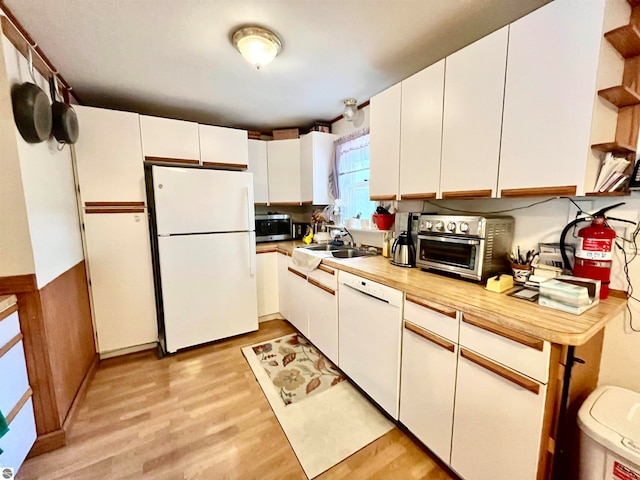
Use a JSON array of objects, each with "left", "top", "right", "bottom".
[
  {"left": 594, "top": 152, "right": 630, "bottom": 192},
  {"left": 598, "top": 172, "right": 629, "bottom": 192}
]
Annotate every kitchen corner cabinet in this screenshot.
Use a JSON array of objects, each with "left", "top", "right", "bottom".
[
  {"left": 267, "top": 139, "right": 303, "bottom": 204},
  {"left": 198, "top": 124, "right": 249, "bottom": 168},
  {"left": 256, "top": 251, "right": 279, "bottom": 316},
  {"left": 399, "top": 60, "right": 444, "bottom": 200},
  {"left": 276, "top": 251, "right": 290, "bottom": 321},
  {"left": 369, "top": 83, "right": 401, "bottom": 200},
  {"left": 498, "top": 1, "right": 609, "bottom": 197},
  {"left": 72, "top": 106, "right": 146, "bottom": 203},
  {"left": 248, "top": 140, "right": 269, "bottom": 204},
  {"left": 300, "top": 131, "right": 338, "bottom": 205},
  {"left": 139, "top": 115, "right": 200, "bottom": 163},
  {"left": 440, "top": 27, "right": 508, "bottom": 198}
]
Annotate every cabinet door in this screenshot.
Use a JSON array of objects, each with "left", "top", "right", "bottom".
[
  {"left": 451, "top": 349, "right": 546, "bottom": 480},
  {"left": 73, "top": 106, "right": 145, "bottom": 203},
  {"left": 248, "top": 140, "right": 269, "bottom": 204},
  {"left": 440, "top": 28, "right": 508, "bottom": 198},
  {"left": 300, "top": 132, "right": 338, "bottom": 205},
  {"left": 139, "top": 115, "right": 200, "bottom": 163},
  {"left": 83, "top": 211, "right": 158, "bottom": 354},
  {"left": 306, "top": 276, "right": 338, "bottom": 365},
  {"left": 498, "top": 1, "right": 606, "bottom": 196},
  {"left": 277, "top": 252, "right": 290, "bottom": 320},
  {"left": 400, "top": 322, "right": 457, "bottom": 463},
  {"left": 399, "top": 60, "right": 444, "bottom": 200},
  {"left": 267, "top": 139, "right": 302, "bottom": 204},
  {"left": 286, "top": 266, "right": 308, "bottom": 336},
  {"left": 370, "top": 83, "right": 401, "bottom": 200},
  {"left": 256, "top": 251, "right": 279, "bottom": 316},
  {"left": 199, "top": 124, "right": 249, "bottom": 168}
]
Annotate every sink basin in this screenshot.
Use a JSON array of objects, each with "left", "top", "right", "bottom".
[
  {"left": 304, "top": 244, "right": 349, "bottom": 251},
  {"left": 332, "top": 249, "right": 375, "bottom": 259}
]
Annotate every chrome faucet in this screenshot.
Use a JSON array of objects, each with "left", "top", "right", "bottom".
[{"left": 332, "top": 226, "right": 355, "bottom": 246}]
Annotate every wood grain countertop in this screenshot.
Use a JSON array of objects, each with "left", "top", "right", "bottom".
[
  {"left": 0, "top": 294, "right": 17, "bottom": 313},
  {"left": 256, "top": 241, "right": 627, "bottom": 346}
]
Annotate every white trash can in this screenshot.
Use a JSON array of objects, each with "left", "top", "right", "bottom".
[{"left": 578, "top": 385, "right": 640, "bottom": 480}]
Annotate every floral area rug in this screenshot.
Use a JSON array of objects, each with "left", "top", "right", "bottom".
[{"left": 251, "top": 333, "right": 345, "bottom": 406}]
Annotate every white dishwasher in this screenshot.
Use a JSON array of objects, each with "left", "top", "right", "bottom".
[{"left": 338, "top": 271, "right": 403, "bottom": 419}]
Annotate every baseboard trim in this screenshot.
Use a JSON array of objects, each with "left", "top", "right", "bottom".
[
  {"left": 99, "top": 342, "right": 158, "bottom": 359},
  {"left": 259, "top": 313, "right": 284, "bottom": 323},
  {"left": 63, "top": 353, "right": 99, "bottom": 430},
  {"left": 28, "top": 429, "right": 66, "bottom": 458}
]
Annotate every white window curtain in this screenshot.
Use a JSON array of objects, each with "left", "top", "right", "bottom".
[{"left": 328, "top": 128, "right": 374, "bottom": 222}]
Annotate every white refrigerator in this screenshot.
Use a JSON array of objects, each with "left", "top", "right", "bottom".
[{"left": 147, "top": 165, "right": 258, "bottom": 354}]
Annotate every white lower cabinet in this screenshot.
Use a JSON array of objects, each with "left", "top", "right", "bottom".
[
  {"left": 256, "top": 251, "right": 279, "bottom": 317},
  {"left": 306, "top": 266, "right": 338, "bottom": 365},
  {"left": 286, "top": 262, "right": 309, "bottom": 336},
  {"left": 450, "top": 348, "right": 546, "bottom": 480},
  {"left": 276, "top": 252, "right": 290, "bottom": 320}
]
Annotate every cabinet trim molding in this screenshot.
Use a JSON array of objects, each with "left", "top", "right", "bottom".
[
  {"left": 0, "top": 303, "right": 18, "bottom": 322},
  {"left": 84, "top": 201, "right": 145, "bottom": 207},
  {"left": 462, "top": 313, "right": 545, "bottom": 351},
  {"left": 202, "top": 161, "right": 248, "bottom": 170},
  {"left": 400, "top": 192, "right": 437, "bottom": 200},
  {"left": 287, "top": 267, "right": 307, "bottom": 280},
  {"left": 85, "top": 207, "right": 145, "bottom": 214},
  {"left": 6, "top": 387, "right": 33, "bottom": 425},
  {"left": 308, "top": 277, "right": 336, "bottom": 296},
  {"left": 404, "top": 321, "right": 455, "bottom": 352},
  {"left": 500, "top": 186, "right": 577, "bottom": 198},
  {"left": 441, "top": 189, "right": 492, "bottom": 200},
  {"left": 406, "top": 294, "right": 457, "bottom": 318},
  {"left": 0, "top": 332, "right": 23, "bottom": 359},
  {"left": 370, "top": 194, "right": 397, "bottom": 201},
  {"left": 256, "top": 248, "right": 277, "bottom": 254},
  {"left": 144, "top": 156, "right": 199, "bottom": 165},
  {"left": 460, "top": 348, "right": 540, "bottom": 395},
  {"left": 317, "top": 265, "right": 335, "bottom": 275}
]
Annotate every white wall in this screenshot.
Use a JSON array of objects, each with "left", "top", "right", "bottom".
[{"left": 1, "top": 30, "right": 83, "bottom": 288}]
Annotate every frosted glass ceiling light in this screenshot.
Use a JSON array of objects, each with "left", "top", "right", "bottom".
[
  {"left": 232, "top": 26, "right": 282, "bottom": 69},
  {"left": 343, "top": 99, "right": 358, "bottom": 122}
]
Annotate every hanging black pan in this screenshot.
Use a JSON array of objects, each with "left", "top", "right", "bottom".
[
  {"left": 49, "top": 74, "right": 79, "bottom": 144},
  {"left": 11, "top": 48, "right": 51, "bottom": 143}
]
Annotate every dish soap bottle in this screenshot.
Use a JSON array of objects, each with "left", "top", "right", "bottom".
[
  {"left": 382, "top": 232, "right": 392, "bottom": 258},
  {"left": 302, "top": 225, "right": 314, "bottom": 245}
]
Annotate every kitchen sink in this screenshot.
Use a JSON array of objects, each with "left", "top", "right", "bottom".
[{"left": 331, "top": 249, "right": 376, "bottom": 259}]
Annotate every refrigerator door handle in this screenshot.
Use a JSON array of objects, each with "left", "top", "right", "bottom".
[{"left": 249, "top": 231, "right": 256, "bottom": 277}]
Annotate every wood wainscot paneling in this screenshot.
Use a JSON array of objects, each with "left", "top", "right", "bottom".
[{"left": 0, "top": 261, "right": 97, "bottom": 456}]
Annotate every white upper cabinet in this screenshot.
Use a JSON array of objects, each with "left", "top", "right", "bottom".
[
  {"left": 498, "top": 1, "right": 606, "bottom": 196},
  {"left": 139, "top": 115, "right": 200, "bottom": 163},
  {"left": 248, "top": 139, "right": 269, "bottom": 204},
  {"left": 370, "top": 83, "right": 401, "bottom": 200},
  {"left": 198, "top": 124, "right": 249, "bottom": 168},
  {"left": 440, "top": 27, "right": 508, "bottom": 199},
  {"left": 267, "top": 139, "right": 302, "bottom": 204},
  {"left": 399, "top": 59, "right": 445, "bottom": 200},
  {"left": 73, "top": 106, "right": 145, "bottom": 202},
  {"left": 300, "top": 131, "right": 338, "bottom": 205}
]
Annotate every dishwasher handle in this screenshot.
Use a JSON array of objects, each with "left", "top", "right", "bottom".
[{"left": 342, "top": 282, "right": 389, "bottom": 304}]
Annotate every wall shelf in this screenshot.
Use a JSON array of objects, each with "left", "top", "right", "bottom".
[
  {"left": 591, "top": 142, "right": 636, "bottom": 155},
  {"left": 598, "top": 85, "right": 640, "bottom": 108},
  {"left": 604, "top": 24, "right": 640, "bottom": 58},
  {"left": 585, "top": 191, "right": 630, "bottom": 197}
]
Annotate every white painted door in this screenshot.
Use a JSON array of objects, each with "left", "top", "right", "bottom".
[
  {"left": 286, "top": 265, "right": 309, "bottom": 336},
  {"left": 399, "top": 60, "right": 444, "bottom": 199},
  {"left": 73, "top": 106, "right": 146, "bottom": 203},
  {"left": 277, "top": 252, "right": 290, "bottom": 320},
  {"left": 152, "top": 166, "right": 254, "bottom": 235},
  {"left": 139, "top": 115, "right": 200, "bottom": 162},
  {"left": 158, "top": 232, "right": 257, "bottom": 353},
  {"left": 440, "top": 27, "right": 508, "bottom": 198},
  {"left": 83, "top": 211, "right": 158, "bottom": 354},
  {"left": 450, "top": 349, "right": 546, "bottom": 480},
  {"left": 369, "top": 83, "right": 401, "bottom": 200},
  {"left": 248, "top": 139, "right": 269, "bottom": 204},
  {"left": 400, "top": 323, "right": 457, "bottom": 464},
  {"left": 198, "top": 124, "right": 249, "bottom": 167},
  {"left": 256, "top": 251, "right": 279, "bottom": 316},
  {"left": 306, "top": 277, "right": 338, "bottom": 365},
  {"left": 267, "top": 139, "right": 302, "bottom": 204},
  {"left": 498, "top": 1, "right": 606, "bottom": 196},
  {"left": 300, "top": 132, "right": 338, "bottom": 205}
]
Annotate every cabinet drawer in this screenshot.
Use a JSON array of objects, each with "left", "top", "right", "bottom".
[
  {"left": 0, "top": 309, "right": 20, "bottom": 348},
  {"left": 307, "top": 264, "right": 337, "bottom": 290},
  {"left": 404, "top": 294, "right": 458, "bottom": 343},
  {"left": 0, "top": 397, "right": 37, "bottom": 471},
  {"left": 0, "top": 339, "right": 29, "bottom": 417},
  {"left": 459, "top": 313, "right": 550, "bottom": 383}
]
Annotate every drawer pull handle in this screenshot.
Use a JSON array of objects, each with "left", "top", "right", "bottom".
[
  {"left": 462, "top": 314, "right": 544, "bottom": 351},
  {"left": 460, "top": 348, "right": 540, "bottom": 395},
  {"left": 406, "top": 294, "right": 457, "bottom": 319},
  {"left": 6, "top": 387, "right": 33, "bottom": 425},
  {"left": 0, "top": 332, "right": 23, "bottom": 360},
  {"left": 288, "top": 267, "right": 307, "bottom": 280},
  {"left": 317, "top": 264, "right": 335, "bottom": 275},
  {"left": 308, "top": 277, "right": 335, "bottom": 296},
  {"left": 404, "top": 321, "right": 455, "bottom": 353}
]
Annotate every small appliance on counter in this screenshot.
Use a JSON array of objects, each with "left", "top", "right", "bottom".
[
  {"left": 255, "top": 213, "right": 292, "bottom": 243},
  {"left": 391, "top": 212, "right": 417, "bottom": 267},
  {"left": 292, "top": 221, "right": 309, "bottom": 240}
]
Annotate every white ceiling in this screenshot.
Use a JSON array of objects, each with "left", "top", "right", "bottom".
[{"left": 5, "top": 0, "right": 550, "bottom": 132}]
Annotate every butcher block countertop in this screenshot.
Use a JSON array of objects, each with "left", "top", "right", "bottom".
[
  {"left": 256, "top": 241, "right": 627, "bottom": 346},
  {"left": 0, "top": 294, "right": 17, "bottom": 313}
]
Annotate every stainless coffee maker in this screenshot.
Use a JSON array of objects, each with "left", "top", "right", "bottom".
[{"left": 391, "top": 213, "right": 417, "bottom": 267}]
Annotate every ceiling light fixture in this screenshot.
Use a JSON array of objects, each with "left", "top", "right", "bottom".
[
  {"left": 343, "top": 98, "right": 358, "bottom": 122},
  {"left": 232, "top": 26, "right": 282, "bottom": 69}
]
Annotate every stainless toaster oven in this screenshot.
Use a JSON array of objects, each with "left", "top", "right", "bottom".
[{"left": 255, "top": 214, "right": 292, "bottom": 243}]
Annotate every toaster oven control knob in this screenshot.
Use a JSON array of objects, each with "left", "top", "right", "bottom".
[
  {"left": 459, "top": 222, "right": 469, "bottom": 233},
  {"left": 435, "top": 221, "right": 444, "bottom": 231},
  {"left": 447, "top": 222, "right": 456, "bottom": 232},
  {"left": 423, "top": 220, "right": 433, "bottom": 230}
]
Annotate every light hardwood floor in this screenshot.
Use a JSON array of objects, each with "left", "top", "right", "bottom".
[{"left": 18, "top": 320, "right": 457, "bottom": 480}]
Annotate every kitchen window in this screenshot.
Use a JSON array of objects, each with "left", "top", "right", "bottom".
[{"left": 332, "top": 129, "right": 375, "bottom": 223}]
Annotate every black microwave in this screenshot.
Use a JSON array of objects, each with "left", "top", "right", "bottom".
[{"left": 255, "top": 214, "right": 292, "bottom": 243}]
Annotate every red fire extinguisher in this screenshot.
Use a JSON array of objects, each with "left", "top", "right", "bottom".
[{"left": 560, "top": 202, "right": 625, "bottom": 300}]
